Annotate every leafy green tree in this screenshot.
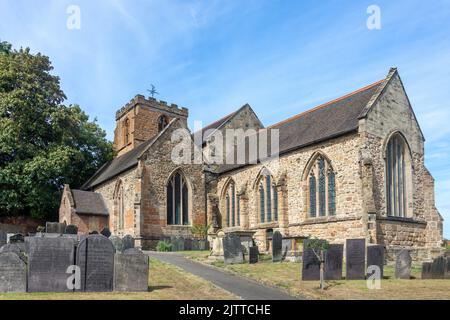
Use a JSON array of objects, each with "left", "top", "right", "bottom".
[{"left": 0, "top": 41, "right": 115, "bottom": 220}]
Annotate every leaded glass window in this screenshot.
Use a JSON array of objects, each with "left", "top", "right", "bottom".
[
  {"left": 224, "top": 180, "right": 239, "bottom": 227},
  {"left": 307, "top": 155, "right": 336, "bottom": 217},
  {"left": 257, "top": 171, "right": 279, "bottom": 223},
  {"left": 167, "top": 172, "right": 189, "bottom": 225}
]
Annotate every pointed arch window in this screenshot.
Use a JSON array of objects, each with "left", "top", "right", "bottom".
[
  {"left": 114, "top": 181, "right": 125, "bottom": 230},
  {"left": 158, "top": 115, "right": 168, "bottom": 132},
  {"left": 307, "top": 155, "right": 336, "bottom": 217},
  {"left": 386, "top": 133, "right": 412, "bottom": 217},
  {"left": 224, "top": 180, "right": 239, "bottom": 227},
  {"left": 124, "top": 118, "right": 130, "bottom": 145},
  {"left": 257, "top": 170, "right": 278, "bottom": 223},
  {"left": 167, "top": 172, "right": 189, "bottom": 226}
]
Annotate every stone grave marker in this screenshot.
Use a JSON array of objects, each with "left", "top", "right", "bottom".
[
  {"left": 272, "top": 231, "right": 282, "bottom": 262},
  {"left": 9, "top": 233, "right": 24, "bottom": 244},
  {"left": 395, "top": 249, "right": 412, "bottom": 279},
  {"left": 192, "top": 238, "right": 199, "bottom": 251},
  {"left": 89, "top": 231, "right": 99, "bottom": 235},
  {"left": 123, "top": 248, "right": 142, "bottom": 255},
  {"left": 422, "top": 262, "right": 433, "bottom": 279},
  {"left": 445, "top": 257, "right": 450, "bottom": 279},
  {"left": 346, "top": 239, "right": 366, "bottom": 280},
  {"left": 211, "top": 231, "right": 225, "bottom": 257},
  {"left": 77, "top": 235, "right": 115, "bottom": 292},
  {"left": 430, "top": 256, "right": 446, "bottom": 279},
  {"left": 110, "top": 236, "right": 123, "bottom": 253},
  {"left": 223, "top": 234, "right": 244, "bottom": 264},
  {"left": 0, "top": 243, "right": 26, "bottom": 263},
  {"left": 100, "top": 227, "right": 111, "bottom": 238},
  {"left": 367, "top": 245, "right": 384, "bottom": 279},
  {"left": 199, "top": 239, "right": 207, "bottom": 251},
  {"left": 65, "top": 225, "right": 78, "bottom": 235},
  {"left": 184, "top": 238, "right": 192, "bottom": 251},
  {"left": 122, "top": 235, "right": 135, "bottom": 251},
  {"left": 0, "top": 252, "right": 27, "bottom": 293},
  {"left": 114, "top": 251, "right": 149, "bottom": 292},
  {"left": 176, "top": 236, "right": 185, "bottom": 251},
  {"left": 249, "top": 246, "right": 259, "bottom": 264},
  {"left": 301, "top": 239, "right": 320, "bottom": 281},
  {"left": 281, "top": 239, "right": 292, "bottom": 261},
  {"left": 0, "top": 230, "right": 6, "bottom": 248},
  {"left": 324, "top": 244, "right": 343, "bottom": 280},
  {"left": 26, "top": 237, "right": 77, "bottom": 292},
  {"left": 46, "top": 222, "right": 66, "bottom": 234}
]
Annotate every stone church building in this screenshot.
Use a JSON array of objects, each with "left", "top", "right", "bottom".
[{"left": 59, "top": 68, "right": 444, "bottom": 261}]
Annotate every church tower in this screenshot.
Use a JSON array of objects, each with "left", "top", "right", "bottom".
[{"left": 113, "top": 95, "right": 189, "bottom": 157}]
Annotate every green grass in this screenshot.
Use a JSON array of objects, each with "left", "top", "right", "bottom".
[
  {"left": 0, "top": 258, "right": 237, "bottom": 300},
  {"left": 182, "top": 251, "right": 450, "bottom": 300}
]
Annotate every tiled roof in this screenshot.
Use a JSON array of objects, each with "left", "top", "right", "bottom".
[{"left": 71, "top": 190, "right": 109, "bottom": 216}]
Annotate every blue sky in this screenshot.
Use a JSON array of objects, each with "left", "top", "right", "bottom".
[{"left": 1, "top": 0, "right": 449, "bottom": 237}]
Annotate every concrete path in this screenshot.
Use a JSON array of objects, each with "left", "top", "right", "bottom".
[{"left": 146, "top": 251, "right": 301, "bottom": 300}]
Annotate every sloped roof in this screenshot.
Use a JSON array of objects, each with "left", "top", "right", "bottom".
[
  {"left": 82, "top": 119, "right": 178, "bottom": 190},
  {"left": 71, "top": 190, "right": 108, "bottom": 216},
  {"left": 216, "top": 79, "right": 384, "bottom": 174}
]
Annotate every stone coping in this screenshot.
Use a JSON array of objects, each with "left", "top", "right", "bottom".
[{"left": 289, "top": 215, "right": 361, "bottom": 226}]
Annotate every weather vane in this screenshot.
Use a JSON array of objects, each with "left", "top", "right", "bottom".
[{"left": 147, "top": 84, "right": 159, "bottom": 98}]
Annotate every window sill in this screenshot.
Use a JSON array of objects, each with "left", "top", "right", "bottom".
[
  {"left": 290, "top": 214, "right": 361, "bottom": 226},
  {"left": 378, "top": 216, "right": 426, "bottom": 225},
  {"left": 250, "top": 221, "right": 279, "bottom": 230}
]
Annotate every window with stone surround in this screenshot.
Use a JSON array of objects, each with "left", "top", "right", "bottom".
[
  {"left": 123, "top": 118, "right": 130, "bottom": 145},
  {"left": 257, "top": 168, "right": 278, "bottom": 223},
  {"left": 158, "top": 115, "right": 168, "bottom": 132},
  {"left": 113, "top": 180, "right": 125, "bottom": 230},
  {"left": 385, "top": 133, "right": 413, "bottom": 218},
  {"left": 307, "top": 154, "right": 336, "bottom": 217},
  {"left": 224, "top": 180, "right": 239, "bottom": 227},
  {"left": 166, "top": 171, "right": 189, "bottom": 226}
]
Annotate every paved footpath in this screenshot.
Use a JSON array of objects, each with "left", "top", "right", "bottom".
[{"left": 146, "top": 251, "right": 302, "bottom": 300}]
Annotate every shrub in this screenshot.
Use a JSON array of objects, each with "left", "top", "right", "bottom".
[{"left": 156, "top": 240, "right": 173, "bottom": 252}]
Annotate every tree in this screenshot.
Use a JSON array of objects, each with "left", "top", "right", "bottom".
[
  {"left": 0, "top": 41, "right": 115, "bottom": 220},
  {"left": 304, "top": 238, "right": 330, "bottom": 290}
]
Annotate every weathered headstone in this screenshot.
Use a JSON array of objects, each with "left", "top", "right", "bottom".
[
  {"left": 110, "top": 236, "right": 124, "bottom": 253},
  {"left": 199, "top": 239, "right": 207, "bottom": 251},
  {"left": 123, "top": 248, "right": 142, "bottom": 255},
  {"left": 367, "top": 245, "right": 384, "bottom": 279},
  {"left": 446, "top": 257, "right": 450, "bottom": 279},
  {"left": 65, "top": 225, "right": 78, "bottom": 235},
  {"left": 211, "top": 231, "right": 225, "bottom": 257},
  {"left": 346, "top": 239, "right": 366, "bottom": 280},
  {"left": 192, "top": 238, "right": 199, "bottom": 251},
  {"left": 422, "top": 262, "right": 433, "bottom": 279},
  {"left": 114, "top": 251, "right": 149, "bottom": 292},
  {"left": 0, "top": 243, "right": 21, "bottom": 256},
  {"left": 89, "top": 231, "right": 99, "bottom": 235},
  {"left": 9, "top": 233, "right": 24, "bottom": 244},
  {"left": 26, "top": 237, "right": 77, "bottom": 292},
  {"left": 0, "top": 230, "right": 6, "bottom": 248},
  {"left": 122, "top": 235, "right": 135, "bottom": 251},
  {"left": 100, "top": 227, "right": 111, "bottom": 238},
  {"left": 223, "top": 234, "right": 244, "bottom": 264},
  {"left": 301, "top": 239, "right": 320, "bottom": 281},
  {"left": 0, "top": 252, "right": 27, "bottom": 293},
  {"left": 184, "top": 238, "right": 192, "bottom": 251},
  {"left": 324, "top": 244, "right": 343, "bottom": 280},
  {"left": 77, "top": 235, "right": 115, "bottom": 292},
  {"left": 45, "top": 222, "right": 66, "bottom": 234},
  {"left": 395, "top": 249, "right": 412, "bottom": 279},
  {"left": 249, "top": 246, "right": 259, "bottom": 264},
  {"left": 430, "top": 256, "right": 446, "bottom": 279},
  {"left": 281, "top": 239, "right": 292, "bottom": 260},
  {"left": 272, "top": 231, "right": 282, "bottom": 262}
]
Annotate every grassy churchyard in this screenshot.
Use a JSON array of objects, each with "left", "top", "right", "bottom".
[
  {"left": 182, "top": 251, "right": 450, "bottom": 300},
  {"left": 0, "top": 258, "right": 237, "bottom": 300}
]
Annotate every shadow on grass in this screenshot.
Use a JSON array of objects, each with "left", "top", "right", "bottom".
[{"left": 149, "top": 285, "right": 173, "bottom": 292}]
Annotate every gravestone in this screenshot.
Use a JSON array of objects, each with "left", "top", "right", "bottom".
[
  {"left": 9, "top": 233, "right": 24, "bottom": 244},
  {"left": 211, "top": 231, "right": 225, "bottom": 257},
  {"left": 176, "top": 236, "right": 185, "bottom": 251},
  {"left": 446, "top": 257, "right": 450, "bottom": 279},
  {"left": 367, "top": 245, "right": 384, "bottom": 279},
  {"left": 0, "top": 243, "right": 26, "bottom": 263},
  {"left": 430, "top": 256, "right": 446, "bottom": 279},
  {"left": 272, "top": 231, "right": 282, "bottom": 262},
  {"left": 222, "top": 234, "right": 244, "bottom": 264},
  {"left": 77, "top": 235, "right": 115, "bottom": 292},
  {"left": 281, "top": 239, "right": 292, "bottom": 260},
  {"left": 65, "top": 225, "right": 78, "bottom": 235},
  {"left": 123, "top": 248, "right": 142, "bottom": 255},
  {"left": 100, "top": 227, "right": 111, "bottom": 238},
  {"left": 395, "top": 249, "right": 412, "bottom": 279},
  {"left": 114, "top": 251, "right": 149, "bottom": 292},
  {"left": 249, "top": 246, "right": 259, "bottom": 264},
  {"left": 26, "top": 237, "right": 77, "bottom": 292},
  {"left": 192, "top": 238, "right": 199, "bottom": 251},
  {"left": 89, "top": 231, "right": 99, "bottom": 235},
  {"left": 0, "top": 230, "right": 6, "bottom": 248},
  {"left": 184, "top": 238, "right": 192, "bottom": 251},
  {"left": 122, "top": 235, "right": 135, "bottom": 251},
  {"left": 301, "top": 239, "right": 320, "bottom": 281},
  {"left": 46, "top": 222, "right": 66, "bottom": 234},
  {"left": 0, "top": 252, "right": 27, "bottom": 293},
  {"left": 422, "top": 262, "right": 433, "bottom": 279},
  {"left": 110, "top": 236, "right": 124, "bottom": 253},
  {"left": 346, "top": 239, "right": 366, "bottom": 280},
  {"left": 199, "top": 239, "right": 207, "bottom": 251},
  {"left": 324, "top": 244, "right": 343, "bottom": 280}
]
